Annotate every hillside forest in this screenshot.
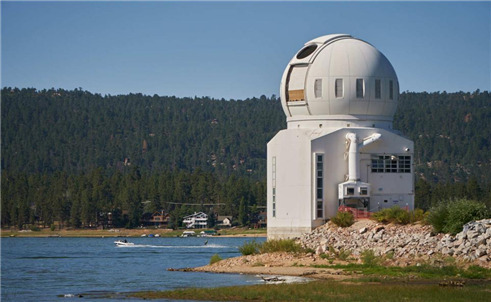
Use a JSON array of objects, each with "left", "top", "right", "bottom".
[{"left": 1, "top": 88, "right": 490, "bottom": 229}]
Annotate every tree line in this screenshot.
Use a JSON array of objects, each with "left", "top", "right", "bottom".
[
  {"left": 1, "top": 88, "right": 490, "bottom": 229},
  {"left": 1, "top": 167, "right": 265, "bottom": 229}
]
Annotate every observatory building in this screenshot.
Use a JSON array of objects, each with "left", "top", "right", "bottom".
[{"left": 267, "top": 34, "right": 414, "bottom": 239}]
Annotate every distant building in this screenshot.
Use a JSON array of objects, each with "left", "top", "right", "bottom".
[
  {"left": 141, "top": 210, "right": 170, "bottom": 228},
  {"left": 268, "top": 34, "right": 414, "bottom": 239},
  {"left": 216, "top": 216, "right": 233, "bottom": 227},
  {"left": 183, "top": 212, "right": 208, "bottom": 229}
]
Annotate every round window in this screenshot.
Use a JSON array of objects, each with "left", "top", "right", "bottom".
[{"left": 296, "top": 44, "right": 317, "bottom": 59}]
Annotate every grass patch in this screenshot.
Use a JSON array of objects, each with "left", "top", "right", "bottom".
[
  {"left": 259, "top": 239, "right": 305, "bottom": 254},
  {"left": 311, "top": 263, "right": 491, "bottom": 280},
  {"left": 361, "top": 249, "right": 381, "bottom": 266},
  {"left": 238, "top": 240, "right": 261, "bottom": 255},
  {"left": 238, "top": 239, "right": 306, "bottom": 255},
  {"left": 209, "top": 254, "right": 222, "bottom": 265},
  {"left": 131, "top": 279, "right": 491, "bottom": 301}
]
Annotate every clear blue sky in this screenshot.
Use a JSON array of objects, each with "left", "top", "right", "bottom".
[{"left": 1, "top": 1, "right": 490, "bottom": 100}]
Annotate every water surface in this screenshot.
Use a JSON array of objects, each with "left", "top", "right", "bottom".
[{"left": 1, "top": 236, "right": 266, "bottom": 301}]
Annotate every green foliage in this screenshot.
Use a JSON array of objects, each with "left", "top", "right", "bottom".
[
  {"left": 330, "top": 211, "right": 354, "bottom": 227},
  {"left": 238, "top": 240, "right": 261, "bottom": 255},
  {"left": 239, "top": 239, "right": 305, "bottom": 255},
  {"left": 30, "top": 225, "right": 41, "bottom": 232},
  {"left": 132, "top": 278, "right": 491, "bottom": 302},
  {"left": 409, "top": 208, "right": 426, "bottom": 223},
  {"left": 426, "top": 203, "right": 449, "bottom": 233},
  {"left": 50, "top": 224, "right": 56, "bottom": 231},
  {"left": 428, "top": 198, "right": 489, "bottom": 235},
  {"left": 372, "top": 207, "right": 410, "bottom": 224},
  {"left": 259, "top": 239, "right": 305, "bottom": 254},
  {"left": 337, "top": 249, "right": 351, "bottom": 261},
  {"left": 209, "top": 254, "right": 222, "bottom": 265},
  {"left": 360, "top": 249, "right": 381, "bottom": 266},
  {"left": 462, "top": 265, "right": 491, "bottom": 279},
  {"left": 3, "top": 88, "right": 491, "bottom": 229}
]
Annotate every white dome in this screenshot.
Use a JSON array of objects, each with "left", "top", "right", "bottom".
[{"left": 280, "top": 34, "right": 399, "bottom": 122}]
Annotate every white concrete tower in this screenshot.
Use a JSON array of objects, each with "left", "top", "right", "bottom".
[{"left": 267, "top": 34, "right": 414, "bottom": 239}]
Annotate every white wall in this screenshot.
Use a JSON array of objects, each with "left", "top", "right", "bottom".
[
  {"left": 267, "top": 126, "right": 414, "bottom": 239},
  {"left": 267, "top": 129, "right": 314, "bottom": 239}
]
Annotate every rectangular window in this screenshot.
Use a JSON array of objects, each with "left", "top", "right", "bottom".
[
  {"left": 272, "top": 156, "right": 276, "bottom": 217},
  {"left": 356, "top": 78, "right": 364, "bottom": 98},
  {"left": 389, "top": 80, "right": 394, "bottom": 100},
  {"left": 398, "top": 156, "right": 411, "bottom": 173},
  {"left": 360, "top": 187, "right": 368, "bottom": 195},
  {"left": 314, "top": 79, "right": 322, "bottom": 98},
  {"left": 375, "top": 79, "right": 381, "bottom": 99},
  {"left": 315, "top": 154, "right": 323, "bottom": 218},
  {"left": 335, "top": 79, "right": 343, "bottom": 98},
  {"left": 387, "top": 157, "right": 398, "bottom": 173},
  {"left": 371, "top": 155, "right": 411, "bottom": 173},
  {"left": 347, "top": 187, "right": 355, "bottom": 195}
]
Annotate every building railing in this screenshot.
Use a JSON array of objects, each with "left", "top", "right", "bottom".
[{"left": 337, "top": 205, "right": 410, "bottom": 219}]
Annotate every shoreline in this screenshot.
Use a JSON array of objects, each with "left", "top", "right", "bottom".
[{"left": 0, "top": 228, "right": 266, "bottom": 238}]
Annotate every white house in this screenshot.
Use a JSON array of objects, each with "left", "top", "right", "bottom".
[
  {"left": 267, "top": 34, "right": 414, "bottom": 239},
  {"left": 217, "top": 216, "right": 233, "bottom": 227},
  {"left": 182, "top": 212, "right": 208, "bottom": 229}
]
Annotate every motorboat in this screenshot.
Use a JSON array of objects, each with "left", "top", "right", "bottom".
[{"left": 114, "top": 239, "right": 135, "bottom": 247}]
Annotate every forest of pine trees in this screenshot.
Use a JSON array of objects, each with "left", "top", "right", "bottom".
[{"left": 2, "top": 88, "right": 490, "bottom": 229}]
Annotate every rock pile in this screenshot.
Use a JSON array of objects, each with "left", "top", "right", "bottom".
[
  {"left": 298, "top": 219, "right": 490, "bottom": 267},
  {"left": 437, "top": 219, "right": 491, "bottom": 262}
]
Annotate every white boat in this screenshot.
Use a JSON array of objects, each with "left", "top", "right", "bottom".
[{"left": 114, "top": 239, "right": 135, "bottom": 247}]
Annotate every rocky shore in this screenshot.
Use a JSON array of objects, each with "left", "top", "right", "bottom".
[
  {"left": 299, "top": 219, "right": 490, "bottom": 268},
  {"left": 193, "top": 219, "right": 490, "bottom": 278}
]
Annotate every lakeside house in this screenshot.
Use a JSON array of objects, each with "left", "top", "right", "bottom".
[
  {"left": 141, "top": 210, "right": 170, "bottom": 228},
  {"left": 216, "top": 216, "right": 233, "bottom": 227},
  {"left": 182, "top": 212, "right": 208, "bottom": 229}
]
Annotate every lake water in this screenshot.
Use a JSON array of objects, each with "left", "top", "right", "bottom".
[{"left": 1, "top": 236, "right": 266, "bottom": 301}]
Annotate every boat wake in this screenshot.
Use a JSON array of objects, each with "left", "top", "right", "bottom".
[{"left": 116, "top": 243, "right": 229, "bottom": 249}]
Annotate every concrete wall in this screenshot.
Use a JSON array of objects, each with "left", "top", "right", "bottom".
[
  {"left": 267, "top": 129, "right": 314, "bottom": 239},
  {"left": 267, "top": 126, "right": 414, "bottom": 239}
]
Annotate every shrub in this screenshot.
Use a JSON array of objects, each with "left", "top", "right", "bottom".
[
  {"left": 426, "top": 203, "right": 448, "bottom": 233},
  {"left": 427, "top": 199, "right": 489, "bottom": 235},
  {"left": 209, "top": 254, "right": 222, "bottom": 265},
  {"left": 260, "top": 239, "right": 305, "bottom": 254},
  {"left": 372, "top": 207, "right": 410, "bottom": 224},
  {"left": 337, "top": 249, "right": 351, "bottom": 261},
  {"left": 330, "top": 211, "right": 354, "bottom": 227},
  {"left": 444, "top": 199, "right": 489, "bottom": 235},
  {"left": 30, "top": 225, "right": 41, "bottom": 232},
  {"left": 410, "top": 208, "right": 426, "bottom": 223},
  {"left": 50, "top": 224, "right": 56, "bottom": 231},
  {"left": 239, "top": 240, "right": 261, "bottom": 255},
  {"left": 361, "top": 249, "right": 380, "bottom": 266}
]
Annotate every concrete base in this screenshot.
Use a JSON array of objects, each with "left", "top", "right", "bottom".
[{"left": 267, "top": 226, "right": 313, "bottom": 240}]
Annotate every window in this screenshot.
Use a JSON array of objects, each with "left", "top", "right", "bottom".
[
  {"left": 335, "top": 79, "right": 343, "bottom": 98},
  {"left": 371, "top": 155, "right": 411, "bottom": 173},
  {"left": 296, "top": 44, "right": 317, "bottom": 59},
  {"left": 315, "top": 154, "right": 324, "bottom": 218},
  {"left": 314, "top": 79, "right": 322, "bottom": 98},
  {"left": 272, "top": 157, "right": 276, "bottom": 217},
  {"left": 389, "top": 80, "right": 394, "bottom": 100},
  {"left": 387, "top": 156, "right": 398, "bottom": 173},
  {"left": 356, "top": 79, "right": 364, "bottom": 98},
  {"left": 398, "top": 156, "right": 411, "bottom": 173},
  {"left": 360, "top": 187, "right": 368, "bottom": 195},
  {"left": 375, "top": 79, "right": 381, "bottom": 99}
]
